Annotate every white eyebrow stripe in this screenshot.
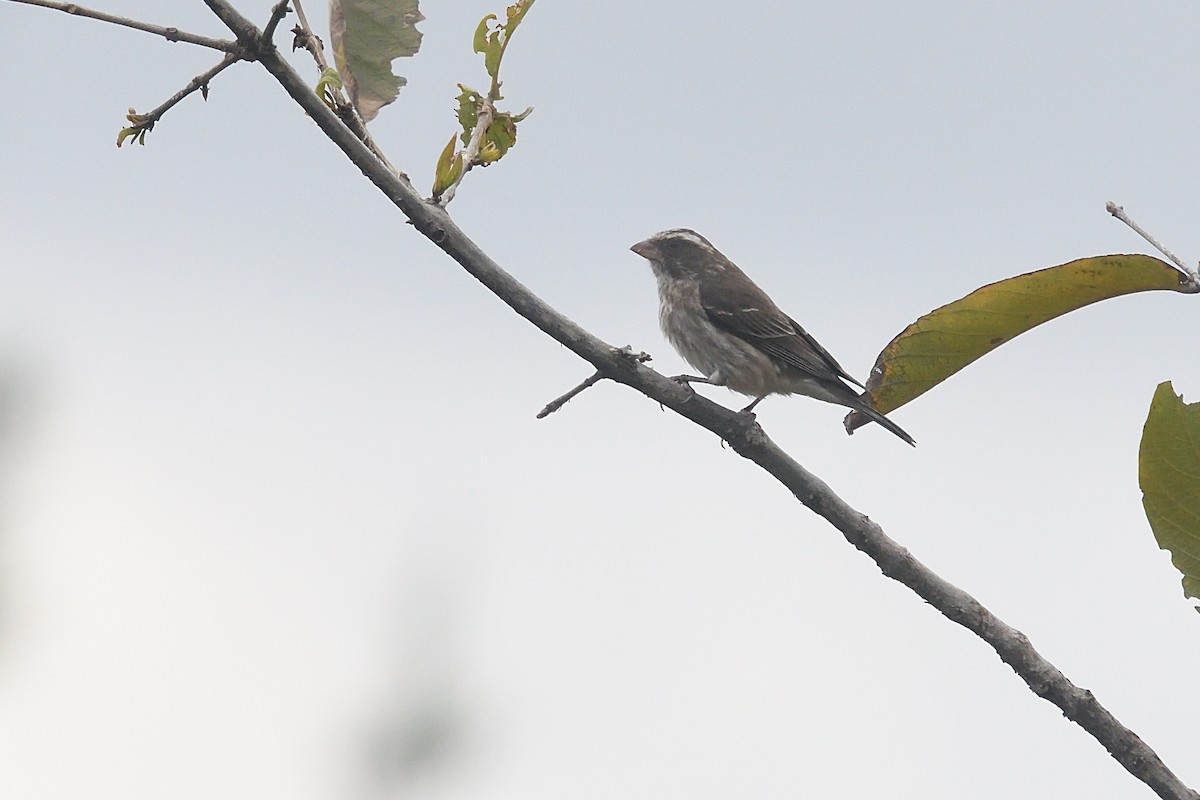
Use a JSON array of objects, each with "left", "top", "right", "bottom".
[{"left": 650, "top": 228, "right": 712, "bottom": 249}]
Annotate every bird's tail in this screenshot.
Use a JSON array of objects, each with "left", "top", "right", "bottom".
[{"left": 851, "top": 397, "right": 916, "bottom": 446}]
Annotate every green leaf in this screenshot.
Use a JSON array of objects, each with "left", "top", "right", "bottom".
[
  {"left": 315, "top": 67, "right": 343, "bottom": 109},
  {"left": 478, "top": 112, "right": 519, "bottom": 163},
  {"left": 446, "top": 153, "right": 464, "bottom": 188},
  {"left": 329, "top": 0, "right": 424, "bottom": 122},
  {"left": 1139, "top": 381, "right": 1200, "bottom": 602},
  {"left": 483, "top": 32, "right": 503, "bottom": 79},
  {"left": 431, "top": 133, "right": 462, "bottom": 197},
  {"left": 862, "top": 254, "right": 1196, "bottom": 416},
  {"left": 473, "top": 14, "right": 495, "bottom": 53},
  {"left": 116, "top": 108, "right": 152, "bottom": 148},
  {"left": 473, "top": 1, "right": 535, "bottom": 83},
  {"left": 455, "top": 85, "right": 483, "bottom": 145}
]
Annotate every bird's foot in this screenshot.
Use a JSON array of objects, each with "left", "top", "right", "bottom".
[{"left": 669, "top": 375, "right": 698, "bottom": 402}]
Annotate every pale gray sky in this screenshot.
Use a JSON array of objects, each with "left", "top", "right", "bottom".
[{"left": 2, "top": 1, "right": 1199, "bottom": 798}]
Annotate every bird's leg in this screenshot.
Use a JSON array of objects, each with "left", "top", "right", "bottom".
[
  {"left": 667, "top": 373, "right": 714, "bottom": 403},
  {"left": 669, "top": 373, "right": 716, "bottom": 386},
  {"left": 739, "top": 395, "right": 767, "bottom": 414},
  {"left": 667, "top": 374, "right": 720, "bottom": 402}
]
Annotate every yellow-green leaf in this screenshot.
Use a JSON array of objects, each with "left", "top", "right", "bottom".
[
  {"left": 330, "top": 0, "right": 424, "bottom": 122},
  {"left": 473, "top": 14, "right": 495, "bottom": 53},
  {"left": 315, "top": 67, "right": 343, "bottom": 109},
  {"left": 1139, "top": 381, "right": 1200, "bottom": 602},
  {"left": 483, "top": 33, "right": 503, "bottom": 79},
  {"left": 116, "top": 127, "right": 136, "bottom": 148},
  {"left": 478, "top": 113, "right": 518, "bottom": 162},
  {"left": 864, "top": 254, "right": 1196, "bottom": 416},
  {"left": 431, "top": 133, "right": 461, "bottom": 197},
  {"left": 456, "top": 85, "right": 483, "bottom": 145},
  {"left": 116, "top": 108, "right": 152, "bottom": 148}
]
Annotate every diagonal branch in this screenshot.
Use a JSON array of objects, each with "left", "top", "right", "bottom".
[
  {"left": 206, "top": 0, "right": 408, "bottom": 181},
  {"left": 18, "top": 0, "right": 1195, "bottom": 796},
  {"left": 10, "top": 0, "right": 244, "bottom": 54},
  {"left": 191, "top": 3, "right": 1199, "bottom": 798},
  {"left": 118, "top": 52, "right": 241, "bottom": 146}
]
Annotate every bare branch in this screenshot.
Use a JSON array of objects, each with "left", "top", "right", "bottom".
[
  {"left": 538, "top": 348, "right": 652, "bottom": 418},
  {"left": 1106, "top": 201, "right": 1200, "bottom": 288},
  {"left": 18, "top": 1, "right": 1198, "bottom": 796},
  {"left": 9, "top": 0, "right": 243, "bottom": 54},
  {"left": 537, "top": 371, "right": 606, "bottom": 419},
  {"left": 187, "top": 8, "right": 1198, "bottom": 796},
  {"left": 734, "top": 436, "right": 1200, "bottom": 800},
  {"left": 117, "top": 53, "right": 241, "bottom": 146}
]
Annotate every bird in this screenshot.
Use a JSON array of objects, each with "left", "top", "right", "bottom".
[{"left": 630, "top": 228, "right": 915, "bottom": 446}]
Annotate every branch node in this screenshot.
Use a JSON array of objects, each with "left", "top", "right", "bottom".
[
  {"left": 613, "top": 344, "right": 652, "bottom": 369},
  {"left": 725, "top": 411, "right": 768, "bottom": 450},
  {"left": 290, "top": 24, "right": 323, "bottom": 55},
  {"left": 262, "top": 0, "right": 291, "bottom": 44},
  {"left": 22, "top": 0, "right": 244, "bottom": 53}
]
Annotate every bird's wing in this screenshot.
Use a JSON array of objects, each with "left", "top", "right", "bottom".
[{"left": 699, "top": 275, "right": 865, "bottom": 389}]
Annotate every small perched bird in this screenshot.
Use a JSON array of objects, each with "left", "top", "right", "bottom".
[{"left": 630, "top": 228, "right": 915, "bottom": 446}]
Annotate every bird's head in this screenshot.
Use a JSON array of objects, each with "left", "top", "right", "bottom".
[{"left": 630, "top": 228, "right": 727, "bottom": 280}]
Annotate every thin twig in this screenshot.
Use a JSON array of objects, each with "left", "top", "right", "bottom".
[
  {"left": 144, "top": 52, "right": 240, "bottom": 118},
  {"left": 118, "top": 53, "right": 241, "bottom": 146},
  {"left": 10, "top": 0, "right": 243, "bottom": 54},
  {"left": 538, "top": 347, "right": 652, "bottom": 418},
  {"left": 1106, "top": 201, "right": 1200, "bottom": 286},
  {"left": 537, "top": 372, "right": 606, "bottom": 418}
]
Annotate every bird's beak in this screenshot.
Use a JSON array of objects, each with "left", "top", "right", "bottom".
[{"left": 630, "top": 239, "right": 658, "bottom": 260}]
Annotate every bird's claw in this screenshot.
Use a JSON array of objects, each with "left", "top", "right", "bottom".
[{"left": 669, "top": 375, "right": 697, "bottom": 402}]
